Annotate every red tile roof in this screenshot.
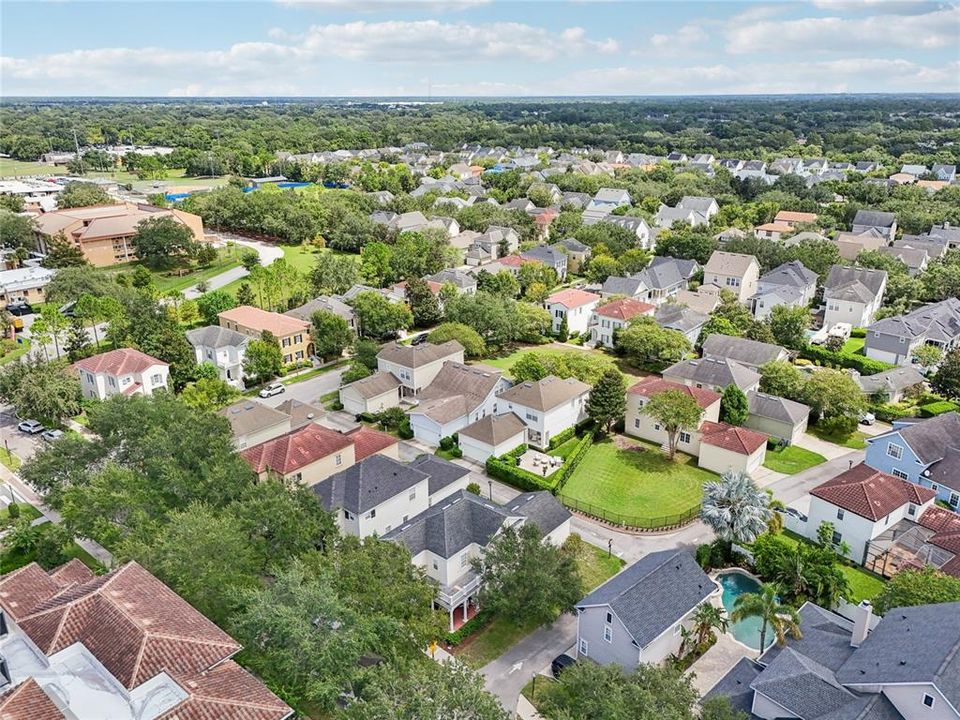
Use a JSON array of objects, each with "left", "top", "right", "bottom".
[
  {"left": 700, "top": 422, "right": 768, "bottom": 455},
  {"left": 241, "top": 423, "right": 354, "bottom": 475},
  {"left": 159, "top": 661, "right": 292, "bottom": 720},
  {"left": 918, "top": 507, "right": 960, "bottom": 577},
  {"left": 0, "top": 678, "right": 65, "bottom": 720},
  {"left": 348, "top": 426, "right": 398, "bottom": 461},
  {"left": 594, "top": 298, "right": 655, "bottom": 321},
  {"left": 627, "top": 376, "right": 721, "bottom": 409},
  {"left": 811, "top": 463, "right": 935, "bottom": 521},
  {"left": 498, "top": 255, "right": 534, "bottom": 267},
  {"left": 546, "top": 288, "right": 601, "bottom": 308},
  {"left": 73, "top": 347, "right": 167, "bottom": 376}
]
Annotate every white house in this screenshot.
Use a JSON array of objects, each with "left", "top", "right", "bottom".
[
  {"left": 73, "top": 348, "right": 170, "bottom": 400},
  {"left": 376, "top": 340, "right": 465, "bottom": 397},
  {"left": 458, "top": 412, "right": 527, "bottom": 463},
  {"left": 339, "top": 372, "right": 402, "bottom": 416},
  {"left": 496, "top": 375, "right": 590, "bottom": 450},
  {"left": 544, "top": 288, "right": 602, "bottom": 335},
  {"left": 575, "top": 550, "right": 719, "bottom": 669},
  {"left": 750, "top": 260, "right": 818, "bottom": 321},
  {"left": 823, "top": 265, "right": 887, "bottom": 329},
  {"left": 589, "top": 298, "right": 655, "bottom": 349},
  {"left": 407, "top": 363, "right": 508, "bottom": 446},
  {"left": 186, "top": 325, "right": 249, "bottom": 388}
]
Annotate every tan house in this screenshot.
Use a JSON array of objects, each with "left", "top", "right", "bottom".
[
  {"left": 219, "top": 399, "right": 293, "bottom": 449},
  {"left": 376, "top": 340, "right": 465, "bottom": 397},
  {"left": 339, "top": 371, "right": 402, "bottom": 416},
  {"left": 34, "top": 202, "right": 205, "bottom": 267},
  {"left": 773, "top": 210, "right": 818, "bottom": 228},
  {"left": 0, "top": 266, "right": 56, "bottom": 306},
  {"left": 241, "top": 423, "right": 398, "bottom": 486},
  {"left": 702, "top": 251, "right": 760, "bottom": 304},
  {"left": 218, "top": 305, "right": 312, "bottom": 365}
]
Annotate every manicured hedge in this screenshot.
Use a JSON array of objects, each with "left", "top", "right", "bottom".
[
  {"left": 444, "top": 608, "right": 494, "bottom": 646},
  {"left": 850, "top": 327, "right": 867, "bottom": 338},
  {"left": 920, "top": 400, "right": 960, "bottom": 417},
  {"left": 800, "top": 344, "right": 893, "bottom": 376},
  {"left": 870, "top": 403, "right": 919, "bottom": 423},
  {"left": 486, "top": 432, "right": 594, "bottom": 494},
  {"left": 547, "top": 426, "right": 576, "bottom": 449}
]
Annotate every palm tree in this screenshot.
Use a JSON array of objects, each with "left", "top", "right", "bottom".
[
  {"left": 774, "top": 547, "right": 809, "bottom": 599},
  {"left": 700, "top": 470, "right": 772, "bottom": 545},
  {"left": 690, "top": 603, "right": 729, "bottom": 649},
  {"left": 732, "top": 582, "right": 802, "bottom": 655}
]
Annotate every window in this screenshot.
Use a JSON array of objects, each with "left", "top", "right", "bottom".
[
  {"left": 908, "top": 504, "right": 917, "bottom": 517},
  {"left": 892, "top": 468, "right": 909, "bottom": 480},
  {"left": 283, "top": 354, "right": 292, "bottom": 364},
  {"left": 294, "top": 334, "right": 302, "bottom": 344},
  {"left": 923, "top": 694, "right": 935, "bottom": 708},
  {"left": 0, "top": 610, "right": 7, "bottom": 638},
  {"left": 343, "top": 509, "right": 354, "bottom": 520},
  {"left": 335, "top": 454, "right": 343, "bottom": 466},
  {"left": 932, "top": 483, "right": 940, "bottom": 492},
  {"left": 108, "top": 376, "right": 116, "bottom": 387},
  {"left": 409, "top": 490, "right": 416, "bottom": 501},
  {"left": 605, "top": 611, "right": 613, "bottom": 624},
  {"left": 151, "top": 373, "right": 163, "bottom": 385},
  {"left": 460, "top": 552, "right": 468, "bottom": 566},
  {"left": 832, "top": 530, "right": 843, "bottom": 546},
  {"left": 366, "top": 508, "right": 376, "bottom": 519},
  {"left": 385, "top": 525, "right": 391, "bottom": 533},
  {"left": 432, "top": 560, "right": 439, "bottom": 570},
  {"left": 886, "top": 443, "right": 903, "bottom": 460},
  {"left": 525, "top": 412, "right": 539, "bottom": 422},
  {"left": 654, "top": 423, "right": 661, "bottom": 431},
  {"left": 837, "top": 509, "right": 845, "bottom": 521},
  {"left": 579, "top": 639, "right": 588, "bottom": 656},
  {"left": 282, "top": 337, "right": 291, "bottom": 348},
  {"left": 679, "top": 431, "right": 691, "bottom": 444},
  {"left": 603, "top": 625, "right": 612, "bottom": 643},
  {"left": 290, "top": 472, "right": 302, "bottom": 483},
  {"left": 952, "top": 493, "right": 960, "bottom": 508},
  {"left": 634, "top": 418, "right": 640, "bottom": 429}
]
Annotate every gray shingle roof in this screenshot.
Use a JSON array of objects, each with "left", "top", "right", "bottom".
[
  {"left": 414, "top": 363, "right": 503, "bottom": 424},
  {"left": 677, "top": 196, "right": 716, "bottom": 213},
  {"left": 856, "top": 367, "right": 925, "bottom": 396},
  {"left": 890, "top": 412, "right": 960, "bottom": 464},
  {"left": 824, "top": 265, "right": 887, "bottom": 303},
  {"left": 759, "top": 260, "right": 818, "bottom": 289},
  {"left": 702, "top": 335, "right": 787, "bottom": 368},
  {"left": 576, "top": 549, "right": 715, "bottom": 648},
  {"left": 342, "top": 372, "right": 401, "bottom": 400},
  {"left": 747, "top": 391, "right": 810, "bottom": 424},
  {"left": 602, "top": 275, "right": 646, "bottom": 296},
  {"left": 497, "top": 375, "right": 589, "bottom": 413},
  {"left": 409, "top": 454, "right": 470, "bottom": 497},
  {"left": 312, "top": 454, "right": 428, "bottom": 514},
  {"left": 760, "top": 603, "right": 856, "bottom": 672},
  {"left": 458, "top": 412, "right": 526, "bottom": 446},
  {"left": 655, "top": 303, "right": 708, "bottom": 334},
  {"left": 285, "top": 296, "right": 355, "bottom": 323},
  {"left": 555, "top": 237, "right": 588, "bottom": 253},
  {"left": 852, "top": 210, "right": 896, "bottom": 229},
  {"left": 521, "top": 245, "right": 566, "bottom": 266},
  {"left": 867, "top": 298, "right": 960, "bottom": 344},
  {"left": 663, "top": 357, "right": 761, "bottom": 391},
  {"left": 377, "top": 340, "right": 464, "bottom": 369},
  {"left": 504, "top": 492, "right": 571, "bottom": 537},
  {"left": 218, "top": 400, "right": 289, "bottom": 437},
  {"left": 186, "top": 325, "right": 249, "bottom": 349},
  {"left": 703, "top": 657, "right": 762, "bottom": 716},
  {"left": 752, "top": 648, "right": 855, "bottom": 718}
]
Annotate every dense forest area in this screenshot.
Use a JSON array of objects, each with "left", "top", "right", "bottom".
[{"left": 2, "top": 96, "right": 958, "bottom": 168}]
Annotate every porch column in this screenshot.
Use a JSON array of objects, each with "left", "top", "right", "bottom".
[
  {"left": 449, "top": 607, "right": 455, "bottom": 633},
  {"left": 462, "top": 597, "right": 469, "bottom": 622}
]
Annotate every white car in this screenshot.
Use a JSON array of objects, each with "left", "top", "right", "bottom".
[
  {"left": 258, "top": 382, "right": 285, "bottom": 398},
  {"left": 859, "top": 412, "right": 876, "bottom": 426},
  {"left": 18, "top": 419, "right": 44, "bottom": 434}
]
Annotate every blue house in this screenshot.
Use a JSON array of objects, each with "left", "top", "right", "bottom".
[{"left": 864, "top": 412, "right": 960, "bottom": 509}]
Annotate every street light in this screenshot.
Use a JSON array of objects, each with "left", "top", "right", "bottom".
[
  {"left": 607, "top": 539, "right": 613, "bottom": 558},
  {"left": 488, "top": 479, "right": 493, "bottom": 500}
]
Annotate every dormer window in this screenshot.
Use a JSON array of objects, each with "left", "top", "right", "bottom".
[{"left": 923, "top": 694, "right": 935, "bottom": 708}]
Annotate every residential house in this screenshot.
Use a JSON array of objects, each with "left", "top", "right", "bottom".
[
  {"left": 583, "top": 188, "right": 631, "bottom": 223},
  {"left": 654, "top": 196, "right": 718, "bottom": 228},
  {"left": 218, "top": 305, "right": 312, "bottom": 365},
  {"left": 553, "top": 237, "right": 591, "bottom": 273},
  {"left": 33, "top": 202, "right": 205, "bottom": 267},
  {"left": 604, "top": 216, "right": 652, "bottom": 249},
  {"left": 745, "top": 391, "right": 810, "bottom": 445},
  {"left": 521, "top": 245, "right": 568, "bottom": 279},
  {"left": 701, "top": 335, "right": 789, "bottom": 370},
  {"left": 186, "top": 325, "right": 248, "bottom": 388},
  {"left": 73, "top": 348, "right": 169, "bottom": 400},
  {"left": 285, "top": 295, "right": 356, "bottom": 331},
  {"left": 654, "top": 303, "right": 709, "bottom": 344},
  {"left": 932, "top": 164, "right": 957, "bottom": 182},
  {"left": 376, "top": 340, "right": 465, "bottom": 397},
  {"left": 662, "top": 357, "right": 762, "bottom": 393},
  {"left": 219, "top": 399, "right": 293, "bottom": 449},
  {"left": 313, "top": 453, "right": 471, "bottom": 540},
  {"left": 527, "top": 182, "right": 562, "bottom": 204},
  {"left": 496, "top": 375, "right": 590, "bottom": 450},
  {"left": 560, "top": 191, "right": 592, "bottom": 209},
  {"left": 339, "top": 372, "right": 402, "bottom": 416},
  {"left": 798, "top": 463, "right": 938, "bottom": 564},
  {"left": 900, "top": 163, "right": 928, "bottom": 177},
  {"left": 575, "top": 550, "right": 719, "bottom": 669},
  {"left": 823, "top": 265, "right": 887, "bottom": 329},
  {"left": 0, "top": 560, "right": 291, "bottom": 720},
  {"left": 673, "top": 288, "right": 721, "bottom": 315},
  {"left": 753, "top": 222, "right": 795, "bottom": 241},
  {"left": 856, "top": 160, "right": 882, "bottom": 172},
  {"left": 773, "top": 210, "right": 819, "bottom": 228},
  {"left": 702, "top": 251, "right": 760, "bottom": 304},
  {"left": 464, "top": 226, "right": 520, "bottom": 266},
  {"left": 851, "top": 209, "right": 897, "bottom": 241},
  {"left": 385, "top": 488, "right": 571, "bottom": 631},
  {"left": 877, "top": 244, "right": 929, "bottom": 276},
  {"left": 864, "top": 297, "right": 960, "bottom": 365},
  {"left": 865, "top": 413, "right": 960, "bottom": 509},
  {"left": 458, "top": 412, "right": 527, "bottom": 462},
  {"left": 241, "top": 423, "right": 397, "bottom": 486},
  {"left": 544, "top": 288, "right": 602, "bottom": 335},
  {"left": 750, "top": 260, "right": 818, "bottom": 320},
  {"left": 854, "top": 367, "right": 926, "bottom": 403},
  {"left": 601, "top": 257, "right": 699, "bottom": 305},
  {"left": 769, "top": 157, "right": 804, "bottom": 175},
  {"left": 589, "top": 298, "right": 655, "bottom": 348},
  {"left": 626, "top": 377, "right": 721, "bottom": 456},
  {"left": 407, "top": 363, "right": 508, "bottom": 446},
  {"left": 925, "top": 222, "right": 960, "bottom": 250},
  {"left": 666, "top": 152, "right": 688, "bottom": 163},
  {"left": 0, "top": 266, "right": 55, "bottom": 306},
  {"left": 834, "top": 227, "right": 890, "bottom": 261},
  {"left": 705, "top": 599, "right": 960, "bottom": 720}
]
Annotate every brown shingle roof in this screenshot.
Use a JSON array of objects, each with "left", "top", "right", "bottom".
[
  {"left": 218, "top": 306, "right": 309, "bottom": 337},
  {"left": 341, "top": 371, "right": 401, "bottom": 399},
  {"left": 498, "top": 375, "right": 590, "bottom": 413},
  {"left": 810, "top": 463, "right": 935, "bottom": 521},
  {"left": 73, "top": 347, "right": 167, "bottom": 376},
  {"left": 627, "top": 376, "right": 720, "bottom": 410},
  {"left": 414, "top": 362, "right": 503, "bottom": 424},
  {"left": 459, "top": 412, "right": 526, "bottom": 446},
  {"left": 0, "top": 678, "right": 65, "bottom": 720},
  {"left": 241, "top": 423, "right": 354, "bottom": 475},
  {"left": 376, "top": 340, "right": 464, "bottom": 369}
]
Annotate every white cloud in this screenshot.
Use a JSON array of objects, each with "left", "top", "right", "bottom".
[
  {"left": 649, "top": 23, "right": 708, "bottom": 49},
  {"left": 276, "top": 0, "right": 490, "bottom": 11},
  {"left": 725, "top": 4, "right": 959, "bottom": 52}
]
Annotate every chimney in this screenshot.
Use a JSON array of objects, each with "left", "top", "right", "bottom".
[{"left": 850, "top": 600, "right": 873, "bottom": 648}]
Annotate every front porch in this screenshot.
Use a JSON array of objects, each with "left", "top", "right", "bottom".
[{"left": 437, "top": 571, "right": 483, "bottom": 633}]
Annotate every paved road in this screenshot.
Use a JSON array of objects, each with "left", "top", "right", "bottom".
[
  {"left": 0, "top": 409, "right": 46, "bottom": 463},
  {"left": 256, "top": 367, "right": 346, "bottom": 408},
  {"left": 183, "top": 234, "right": 285, "bottom": 299}
]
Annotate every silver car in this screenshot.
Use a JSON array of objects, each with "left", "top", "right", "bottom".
[
  {"left": 17, "top": 419, "right": 44, "bottom": 434},
  {"left": 258, "top": 382, "right": 285, "bottom": 398}
]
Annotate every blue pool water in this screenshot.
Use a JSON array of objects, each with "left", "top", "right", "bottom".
[{"left": 718, "top": 570, "right": 774, "bottom": 652}]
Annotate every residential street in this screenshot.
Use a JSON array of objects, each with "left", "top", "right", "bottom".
[
  {"left": 183, "top": 234, "right": 284, "bottom": 299},
  {"left": 256, "top": 367, "right": 346, "bottom": 408}
]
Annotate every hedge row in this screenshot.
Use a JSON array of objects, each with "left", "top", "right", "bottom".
[
  {"left": 444, "top": 608, "right": 494, "bottom": 646},
  {"left": 800, "top": 344, "right": 893, "bottom": 376},
  {"left": 850, "top": 327, "right": 867, "bottom": 339},
  {"left": 486, "top": 432, "right": 594, "bottom": 494},
  {"left": 920, "top": 400, "right": 960, "bottom": 417}
]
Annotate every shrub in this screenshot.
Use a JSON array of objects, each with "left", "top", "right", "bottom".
[
  {"left": 398, "top": 418, "right": 414, "bottom": 439},
  {"left": 920, "top": 400, "right": 960, "bottom": 417},
  {"left": 548, "top": 427, "right": 576, "bottom": 449},
  {"left": 871, "top": 403, "right": 918, "bottom": 422},
  {"left": 439, "top": 436, "right": 456, "bottom": 451},
  {"left": 850, "top": 327, "right": 867, "bottom": 338},
  {"left": 696, "top": 543, "right": 713, "bottom": 570},
  {"left": 800, "top": 344, "right": 893, "bottom": 376},
  {"left": 485, "top": 433, "right": 594, "bottom": 493},
  {"left": 7, "top": 503, "right": 20, "bottom": 520},
  {"left": 466, "top": 482, "right": 481, "bottom": 495},
  {"left": 444, "top": 608, "right": 494, "bottom": 646},
  {"left": 330, "top": 401, "right": 344, "bottom": 411}
]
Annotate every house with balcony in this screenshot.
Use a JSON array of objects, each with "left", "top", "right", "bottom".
[
  {"left": 496, "top": 375, "right": 590, "bottom": 450},
  {"left": 544, "top": 288, "right": 601, "bottom": 335},
  {"left": 589, "top": 297, "right": 655, "bottom": 348},
  {"left": 376, "top": 340, "right": 465, "bottom": 398},
  {"left": 73, "top": 348, "right": 169, "bottom": 400}
]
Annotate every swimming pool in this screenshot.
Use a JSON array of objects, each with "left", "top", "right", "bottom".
[{"left": 718, "top": 570, "right": 774, "bottom": 652}]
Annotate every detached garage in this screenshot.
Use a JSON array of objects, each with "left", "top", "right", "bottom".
[
  {"left": 698, "top": 423, "right": 768, "bottom": 476},
  {"left": 339, "top": 372, "right": 401, "bottom": 416},
  {"left": 458, "top": 412, "right": 526, "bottom": 463}
]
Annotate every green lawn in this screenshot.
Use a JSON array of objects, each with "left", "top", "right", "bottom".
[
  {"left": 0, "top": 158, "right": 59, "bottom": 177},
  {"left": 454, "top": 616, "right": 540, "bottom": 668},
  {"left": 574, "top": 541, "right": 625, "bottom": 591},
  {"left": 97, "top": 247, "right": 242, "bottom": 295},
  {"left": 842, "top": 337, "right": 865, "bottom": 355},
  {"left": 0, "top": 448, "right": 22, "bottom": 472},
  {"left": 808, "top": 426, "right": 868, "bottom": 450},
  {"left": 281, "top": 244, "right": 326, "bottom": 273},
  {"left": 763, "top": 445, "right": 827, "bottom": 475},
  {"left": 482, "top": 344, "right": 649, "bottom": 385},
  {"left": 0, "top": 503, "right": 42, "bottom": 525},
  {"left": 777, "top": 530, "right": 886, "bottom": 603},
  {"left": 560, "top": 438, "right": 715, "bottom": 528},
  {"left": 0, "top": 338, "right": 31, "bottom": 367}
]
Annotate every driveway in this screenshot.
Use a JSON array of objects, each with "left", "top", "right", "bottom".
[
  {"left": 183, "top": 233, "right": 287, "bottom": 299},
  {"left": 0, "top": 408, "right": 46, "bottom": 464},
  {"left": 763, "top": 449, "right": 863, "bottom": 505},
  {"left": 256, "top": 368, "right": 345, "bottom": 408}
]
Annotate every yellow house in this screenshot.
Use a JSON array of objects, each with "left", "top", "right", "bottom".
[{"left": 218, "top": 305, "right": 312, "bottom": 364}]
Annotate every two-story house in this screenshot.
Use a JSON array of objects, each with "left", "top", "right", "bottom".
[
  {"left": 750, "top": 260, "right": 818, "bottom": 320},
  {"left": 582, "top": 188, "right": 631, "bottom": 223},
  {"left": 520, "top": 245, "right": 568, "bottom": 279},
  {"left": 552, "top": 238, "right": 591, "bottom": 274},
  {"left": 601, "top": 257, "right": 699, "bottom": 305},
  {"left": 864, "top": 297, "right": 960, "bottom": 366},
  {"left": 589, "top": 298, "right": 655, "bottom": 348},
  {"left": 662, "top": 357, "right": 762, "bottom": 393},
  {"left": 702, "top": 251, "right": 760, "bottom": 304},
  {"left": 653, "top": 196, "right": 719, "bottom": 228},
  {"left": 865, "top": 413, "right": 960, "bottom": 509},
  {"left": 376, "top": 340, "right": 465, "bottom": 398},
  {"left": 575, "top": 550, "right": 719, "bottom": 669},
  {"left": 604, "top": 216, "right": 652, "bottom": 249},
  {"left": 285, "top": 295, "right": 357, "bottom": 331},
  {"left": 496, "top": 375, "right": 590, "bottom": 450},
  {"left": 73, "top": 347, "right": 169, "bottom": 400},
  {"left": 384, "top": 489, "right": 571, "bottom": 631},
  {"left": 544, "top": 288, "right": 601, "bottom": 335},
  {"left": 823, "top": 265, "right": 887, "bottom": 329},
  {"left": 851, "top": 209, "right": 897, "bottom": 241},
  {"left": 186, "top": 325, "right": 248, "bottom": 388},
  {"left": 701, "top": 335, "right": 789, "bottom": 370},
  {"left": 407, "top": 362, "right": 508, "bottom": 446},
  {"left": 218, "top": 305, "right": 311, "bottom": 365}
]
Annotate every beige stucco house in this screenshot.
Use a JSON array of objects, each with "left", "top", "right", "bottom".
[{"left": 703, "top": 251, "right": 760, "bottom": 304}]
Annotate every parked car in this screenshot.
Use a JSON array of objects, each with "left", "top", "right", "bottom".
[
  {"left": 17, "top": 419, "right": 44, "bottom": 434},
  {"left": 6, "top": 302, "right": 33, "bottom": 316},
  {"left": 551, "top": 653, "right": 577, "bottom": 678},
  {"left": 258, "top": 382, "right": 285, "bottom": 398},
  {"left": 41, "top": 429, "right": 65, "bottom": 443},
  {"left": 859, "top": 411, "right": 876, "bottom": 425},
  {"left": 411, "top": 333, "right": 429, "bottom": 346}
]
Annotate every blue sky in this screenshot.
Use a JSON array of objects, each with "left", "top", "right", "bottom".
[{"left": 2, "top": 1, "right": 958, "bottom": 96}]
